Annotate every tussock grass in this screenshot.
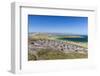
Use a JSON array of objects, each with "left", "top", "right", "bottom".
[
  {"left": 28, "top": 48, "right": 88, "bottom": 61},
  {"left": 28, "top": 53, "right": 37, "bottom": 61}
]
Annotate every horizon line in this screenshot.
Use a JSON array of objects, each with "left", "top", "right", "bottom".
[{"left": 28, "top": 32, "right": 88, "bottom": 35}]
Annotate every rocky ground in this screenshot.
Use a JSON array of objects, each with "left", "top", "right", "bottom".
[{"left": 28, "top": 39, "right": 88, "bottom": 60}]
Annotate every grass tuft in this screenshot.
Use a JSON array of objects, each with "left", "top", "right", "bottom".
[{"left": 28, "top": 48, "right": 88, "bottom": 61}]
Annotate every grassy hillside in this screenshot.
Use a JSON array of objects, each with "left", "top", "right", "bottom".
[
  {"left": 28, "top": 48, "right": 88, "bottom": 61},
  {"left": 28, "top": 33, "right": 88, "bottom": 61}
]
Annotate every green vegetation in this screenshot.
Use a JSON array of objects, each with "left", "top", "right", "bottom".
[
  {"left": 29, "top": 33, "right": 52, "bottom": 41},
  {"left": 28, "top": 48, "right": 88, "bottom": 61},
  {"left": 28, "top": 33, "right": 88, "bottom": 61},
  {"left": 28, "top": 53, "right": 37, "bottom": 60},
  {"left": 59, "top": 36, "right": 81, "bottom": 38},
  {"left": 81, "top": 42, "right": 88, "bottom": 48}
]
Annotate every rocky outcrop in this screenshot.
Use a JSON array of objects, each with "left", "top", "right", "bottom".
[{"left": 29, "top": 40, "right": 87, "bottom": 54}]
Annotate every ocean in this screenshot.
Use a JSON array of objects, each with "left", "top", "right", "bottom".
[{"left": 57, "top": 35, "right": 88, "bottom": 42}]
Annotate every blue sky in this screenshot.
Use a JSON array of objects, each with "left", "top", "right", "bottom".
[{"left": 28, "top": 15, "right": 88, "bottom": 35}]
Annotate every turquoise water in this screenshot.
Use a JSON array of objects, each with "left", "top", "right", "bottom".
[{"left": 57, "top": 35, "right": 88, "bottom": 42}]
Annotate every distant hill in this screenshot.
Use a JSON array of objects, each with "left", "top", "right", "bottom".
[{"left": 29, "top": 32, "right": 87, "bottom": 36}]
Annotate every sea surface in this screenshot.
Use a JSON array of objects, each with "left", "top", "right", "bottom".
[{"left": 57, "top": 35, "right": 88, "bottom": 42}]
